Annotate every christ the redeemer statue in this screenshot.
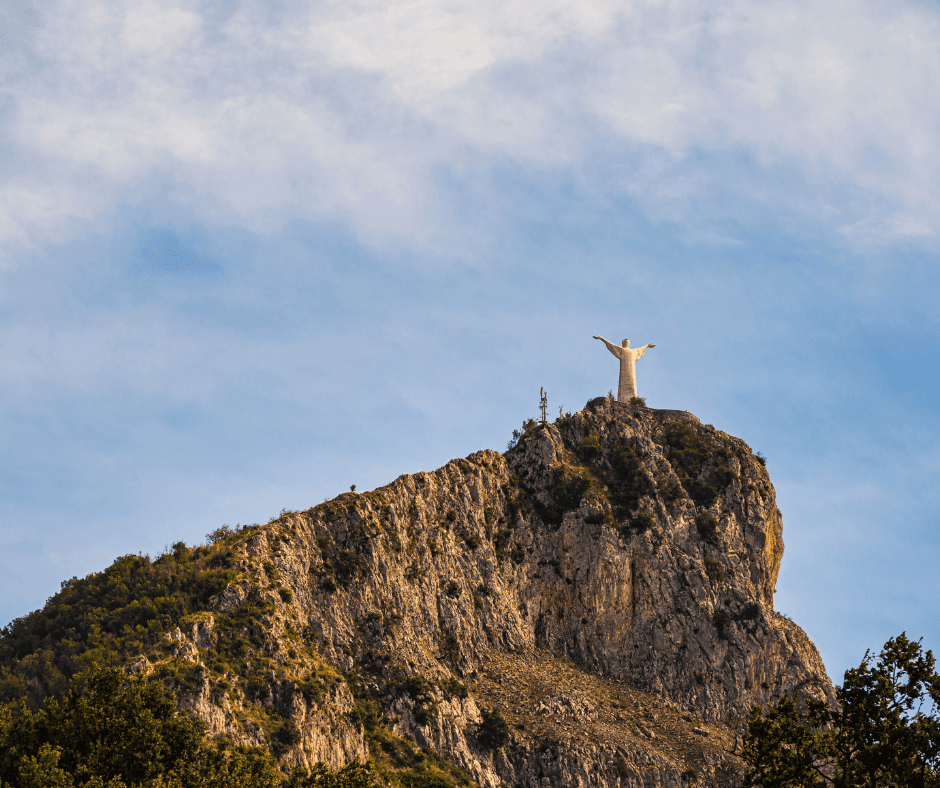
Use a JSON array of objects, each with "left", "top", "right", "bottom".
[{"left": 593, "top": 336, "right": 656, "bottom": 401}]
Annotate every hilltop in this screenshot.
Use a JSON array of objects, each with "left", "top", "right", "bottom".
[{"left": 0, "top": 398, "right": 833, "bottom": 787}]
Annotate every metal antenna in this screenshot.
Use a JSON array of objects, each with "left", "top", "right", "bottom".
[{"left": 540, "top": 387, "right": 548, "bottom": 425}]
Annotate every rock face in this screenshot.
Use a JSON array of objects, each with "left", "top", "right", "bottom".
[{"left": 146, "top": 400, "right": 834, "bottom": 787}]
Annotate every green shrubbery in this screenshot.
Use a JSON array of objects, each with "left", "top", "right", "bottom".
[
  {"left": 459, "top": 531, "right": 481, "bottom": 551},
  {"left": 695, "top": 512, "right": 719, "bottom": 544},
  {"left": 404, "top": 562, "right": 421, "bottom": 585},
  {"left": 398, "top": 675, "right": 437, "bottom": 726},
  {"left": 438, "top": 633, "right": 460, "bottom": 669},
  {"left": 476, "top": 707, "right": 510, "bottom": 751},
  {"left": 0, "top": 546, "right": 238, "bottom": 708},
  {"left": 286, "top": 761, "right": 376, "bottom": 788},
  {"left": 662, "top": 479, "right": 685, "bottom": 502},
  {"left": 705, "top": 559, "right": 726, "bottom": 584},
  {"left": 531, "top": 426, "right": 655, "bottom": 528},
  {"left": 740, "top": 634, "right": 940, "bottom": 788},
  {"left": 493, "top": 529, "right": 511, "bottom": 554},
  {"left": 0, "top": 666, "right": 371, "bottom": 788},
  {"left": 346, "top": 678, "right": 474, "bottom": 788},
  {"left": 0, "top": 534, "right": 309, "bottom": 755},
  {"left": 332, "top": 551, "right": 365, "bottom": 587},
  {"left": 549, "top": 466, "right": 591, "bottom": 513},
  {"left": 609, "top": 446, "right": 653, "bottom": 519},
  {"left": 713, "top": 608, "right": 732, "bottom": 635},
  {"left": 482, "top": 508, "right": 495, "bottom": 540},
  {"left": 439, "top": 677, "right": 468, "bottom": 699},
  {"left": 618, "top": 511, "right": 656, "bottom": 540},
  {"left": 663, "top": 423, "right": 734, "bottom": 508},
  {"left": 506, "top": 418, "right": 540, "bottom": 450},
  {"left": 580, "top": 433, "right": 602, "bottom": 461}
]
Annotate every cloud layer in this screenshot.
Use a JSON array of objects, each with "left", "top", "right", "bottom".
[{"left": 3, "top": 0, "right": 940, "bottom": 258}]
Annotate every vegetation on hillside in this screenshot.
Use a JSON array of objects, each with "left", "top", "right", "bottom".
[
  {"left": 535, "top": 405, "right": 749, "bottom": 534},
  {"left": 661, "top": 422, "right": 737, "bottom": 508},
  {"left": 0, "top": 509, "right": 483, "bottom": 788},
  {"left": 740, "top": 634, "right": 940, "bottom": 787},
  {"left": 0, "top": 405, "right": 819, "bottom": 788},
  {"left": 346, "top": 675, "right": 476, "bottom": 788},
  {"left": 0, "top": 665, "right": 375, "bottom": 788},
  {"left": 0, "top": 539, "right": 246, "bottom": 708}
]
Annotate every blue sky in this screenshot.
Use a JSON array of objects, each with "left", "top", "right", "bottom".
[{"left": 2, "top": 0, "right": 939, "bottom": 682}]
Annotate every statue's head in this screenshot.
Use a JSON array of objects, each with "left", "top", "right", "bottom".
[{"left": 621, "top": 339, "right": 630, "bottom": 347}]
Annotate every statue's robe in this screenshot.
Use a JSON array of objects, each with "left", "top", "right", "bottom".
[{"left": 601, "top": 342, "right": 651, "bottom": 401}]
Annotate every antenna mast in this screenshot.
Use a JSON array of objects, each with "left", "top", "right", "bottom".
[{"left": 540, "top": 387, "right": 548, "bottom": 425}]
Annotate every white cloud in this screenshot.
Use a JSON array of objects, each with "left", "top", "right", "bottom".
[
  {"left": 3, "top": 0, "right": 940, "bottom": 257},
  {"left": 0, "top": 180, "right": 101, "bottom": 256}
]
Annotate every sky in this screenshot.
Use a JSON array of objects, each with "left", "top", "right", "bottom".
[{"left": 1, "top": 0, "right": 939, "bottom": 683}]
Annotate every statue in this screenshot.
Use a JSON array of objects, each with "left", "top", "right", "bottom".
[{"left": 593, "top": 336, "right": 656, "bottom": 401}]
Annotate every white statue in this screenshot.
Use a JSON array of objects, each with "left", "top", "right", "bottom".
[{"left": 593, "top": 336, "right": 656, "bottom": 401}]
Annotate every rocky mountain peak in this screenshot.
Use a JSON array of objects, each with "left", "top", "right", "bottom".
[
  {"left": 1, "top": 398, "right": 834, "bottom": 787},
  {"left": 501, "top": 398, "right": 831, "bottom": 719}
]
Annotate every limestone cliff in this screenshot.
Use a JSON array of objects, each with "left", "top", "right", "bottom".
[{"left": 113, "top": 400, "right": 835, "bottom": 786}]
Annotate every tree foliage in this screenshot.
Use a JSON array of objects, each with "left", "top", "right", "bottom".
[
  {"left": 0, "top": 666, "right": 375, "bottom": 788},
  {"left": 0, "top": 666, "right": 279, "bottom": 787},
  {"left": 476, "top": 707, "right": 510, "bottom": 751},
  {"left": 285, "top": 761, "right": 376, "bottom": 788},
  {"left": 0, "top": 545, "right": 240, "bottom": 708},
  {"left": 740, "top": 633, "right": 940, "bottom": 788}
]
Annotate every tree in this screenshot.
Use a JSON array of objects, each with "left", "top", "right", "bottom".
[
  {"left": 0, "top": 665, "right": 380, "bottom": 788},
  {"left": 0, "top": 666, "right": 282, "bottom": 787},
  {"left": 284, "top": 760, "right": 376, "bottom": 788},
  {"left": 476, "top": 707, "right": 510, "bottom": 751},
  {"left": 740, "top": 633, "right": 940, "bottom": 787}
]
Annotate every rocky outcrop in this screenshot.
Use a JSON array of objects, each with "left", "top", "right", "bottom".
[{"left": 144, "top": 399, "right": 833, "bottom": 787}]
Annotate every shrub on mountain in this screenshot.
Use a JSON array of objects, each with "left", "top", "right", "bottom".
[
  {"left": 663, "top": 423, "right": 725, "bottom": 507},
  {"left": 0, "top": 666, "right": 376, "bottom": 788},
  {"left": 0, "top": 547, "right": 238, "bottom": 708},
  {"left": 476, "top": 707, "right": 510, "bottom": 751},
  {"left": 285, "top": 760, "right": 376, "bottom": 788},
  {"left": 0, "top": 666, "right": 280, "bottom": 787}
]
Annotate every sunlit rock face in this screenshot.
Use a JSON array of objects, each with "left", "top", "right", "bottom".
[
  {"left": 498, "top": 399, "right": 832, "bottom": 721},
  {"left": 136, "top": 399, "right": 834, "bottom": 787}
]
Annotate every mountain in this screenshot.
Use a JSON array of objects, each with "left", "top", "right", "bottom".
[{"left": 0, "top": 397, "right": 834, "bottom": 787}]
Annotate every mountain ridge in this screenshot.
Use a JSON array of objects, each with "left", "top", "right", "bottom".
[{"left": 0, "top": 398, "right": 834, "bottom": 788}]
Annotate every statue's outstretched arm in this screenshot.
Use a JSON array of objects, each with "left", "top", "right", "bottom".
[
  {"left": 635, "top": 343, "right": 656, "bottom": 358},
  {"left": 593, "top": 336, "right": 622, "bottom": 358}
]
